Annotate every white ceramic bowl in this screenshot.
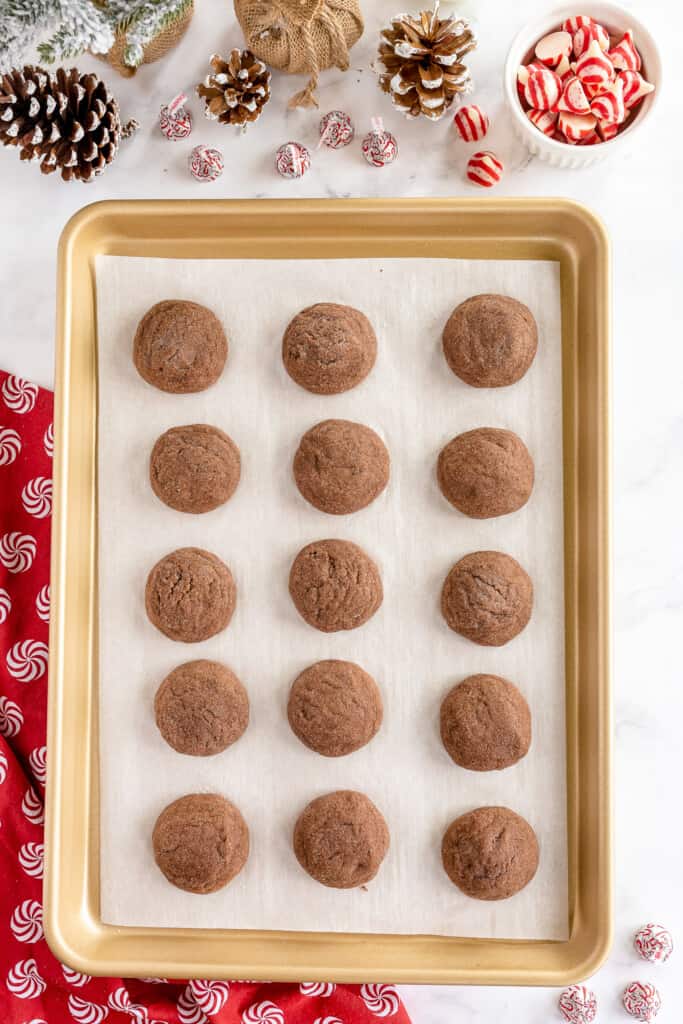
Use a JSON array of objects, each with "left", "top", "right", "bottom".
[{"left": 504, "top": 2, "right": 661, "bottom": 168}]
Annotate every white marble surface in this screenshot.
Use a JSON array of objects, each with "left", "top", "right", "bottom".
[{"left": 1, "top": 0, "right": 680, "bottom": 1019}]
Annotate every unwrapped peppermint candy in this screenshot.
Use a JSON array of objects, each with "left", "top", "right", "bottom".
[
  {"left": 319, "top": 110, "right": 354, "bottom": 149},
  {"left": 275, "top": 141, "right": 311, "bottom": 179},
  {"left": 453, "top": 104, "right": 489, "bottom": 142},
  {"left": 623, "top": 982, "right": 662, "bottom": 1022},
  {"left": 634, "top": 923, "right": 673, "bottom": 964},
  {"left": 188, "top": 144, "right": 223, "bottom": 182},
  {"left": 558, "top": 985, "right": 597, "bottom": 1024},
  {"left": 466, "top": 150, "right": 503, "bottom": 187}
]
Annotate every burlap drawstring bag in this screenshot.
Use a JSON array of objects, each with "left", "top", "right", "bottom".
[
  {"left": 102, "top": 1, "right": 194, "bottom": 78},
  {"left": 233, "top": 0, "right": 363, "bottom": 108}
]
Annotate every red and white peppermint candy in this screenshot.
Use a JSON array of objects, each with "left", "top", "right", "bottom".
[
  {"left": 6, "top": 958, "right": 46, "bottom": 999},
  {"left": 558, "top": 110, "right": 597, "bottom": 143},
  {"left": 0, "top": 749, "right": 7, "bottom": 783},
  {"left": 561, "top": 15, "right": 593, "bottom": 34},
  {"left": 35, "top": 583, "right": 50, "bottom": 622},
  {"left": 524, "top": 67, "right": 562, "bottom": 109},
  {"left": 609, "top": 29, "right": 641, "bottom": 72},
  {"left": 67, "top": 994, "right": 109, "bottom": 1024},
  {"left": 535, "top": 30, "right": 572, "bottom": 67},
  {"left": 159, "top": 93, "right": 192, "bottom": 140},
  {"left": 590, "top": 77, "right": 625, "bottom": 124},
  {"left": 21, "top": 785, "right": 44, "bottom": 825},
  {"left": 360, "top": 984, "right": 400, "bottom": 1017},
  {"left": 361, "top": 119, "right": 398, "bottom": 167},
  {"left": 189, "top": 979, "right": 230, "bottom": 1014},
  {"left": 623, "top": 982, "right": 661, "bottom": 1022},
  {"left": 573, "top": 21, "right": 609, "bottom": 57},
  {"left": 276, "top": 141, "right": 311, "bottom": 178},
  {"left": 634, "top": 923, "right": 674, "bottom": 963},
  {"left": 555, "top": 53, "right": 573, "bottom": 83},
  {"left": 319, "top": 110, "right": 354, "bottom": 148},
  {"left": 189, "top": 144, "right": 224, "bottom": 182},
  {"left": 242, "top": 1000, "right": 284, "bottom": 1023},
  {"left": 177, "top": 987, "right": 204, "bottom": 1024},
  {"left": 597, "top": 120, "right": 619, "bottom": 141},
  {"left": 558, "top": 75, "right": 591, "bottom": 114},
  {"left": 0, "top": 694, "right": 23, "bottom": 736},
  {"left": 6, "top": 639, "right": 49, "bottom": 682},
  {"left": 575, "top": 39, "right": 614, "bottom": 88},
  {"left": 107, "top": 986, "right": 148, "bottom": 1018},
  {"left": 466, "top": 150, "right": 503, "bottom": 187},
  {"left": 10, "top": 899, "right": 43, "bottom": 943},
  {"left": 18, "top": 841, "right": 43, "bottom": 878},
  {"left": 0, "top": 531, "right": 37, "bottom": 573},
  {"left": 558, "top": 984, "right": 597, "bottom": 1024},
  {"left": 29, "top": 745, "right": 47, "bottom": 785},
  {"left": 62, "top": 963, "right": 91, "bottom": 986},
  {"left": 1, "top": 374, "right": 38, "bottom": 413},
  {"left": 517, "top": 60, "right": 546, "bottom": 94},
  {"left": 0, "top": 586, "right": 10, "bottom": 624},
  {"left": 526, "top": 108, "right": 558, "bottom": 136},
  {"left": 21, "top": 476, "right": 52, "bottom": 518},
  {"left": 43, "top": 421, "right": 54, "bottom": 457},
  {"left": 0, "top": 426, "right": 21, "bottom": 465},
  {"left": 453, "top": 104, "right": 489, "bottom": 141},
  {"left": 313, "top": 1018, "right": 343, "bottom": 1024},
  {"left": 300, "top": 982, "right": 336, "bottom": 997},
  {"left": 620, "top": 70, "right": 654, "bottom": 109}
]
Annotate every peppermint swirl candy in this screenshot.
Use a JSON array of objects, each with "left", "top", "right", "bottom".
[
  {"left": 0, "top": 749, "right": 7, "bottom": 784},
  {"left": 0, "top": 426, "right": 21, "bottom": 465},
  {"left": 107, "top": 986, "right": 148, "bottom": 1019},
  {"left": 67, "top": 994, "right": 110, "bottom": 1024},
  {"left": 189, "top": 980, "right": 230, "bottom": 1015},
  {"left": 21, "top": 476, "right": 52, "bottom": 519},
  {"left": 242, "top": 1001, "right": 284, "bottom": 1024},
  {"left": 0, "top": 586, "right": 11, "bottom": 624},
  {"left": 0, "top": 694, "right": 23, "bottom": 736},
  {"left": 29, "top": 745, "right": 47, "bottom": 786},
  {"left": 62, "top": 963, "right": 91, "bottom": 986},
  {"left": 140, "top": 978, "right": 168, "bottom": 984},
  {"left": 35, "top": 584, "right": 50, "bottom": 622},
  {"left": 313, "top": 1018, "right": 343, "bottom": 1024},
  {"left": 6, "top": 957, "right": 46, "bottom": 999},
  {"left": 558, "top": 984, "right": 598, "bottom": 1024},
  {"left": 19, "top": 841, "right": 44, "bottom": 878},
  {"left": 634, "top": 923, "right": 673, "bottom": 963},
  {"left": 360, "top": 985, "right": 400, "bottom": 1017},
  {"left": 22, "top": 785, "right": 44, "bottom": 825},
  {"left": 300, "top": 983, "right": 336, "bottom": 998},
  {"left": 6, "top": 639, "right": 49, "bottom": 682},
  {"left": 44, "top": 422, "right": 54, "bottom": 458},
  {"left": 10, "top": 899, "right": 43, "bottom": 943},
  {"left": 0, "top": 531, "right": 37, "bottom": 573},
  {"left": 2, "top": 375, "right": 38, "bottom": 414},
  {"left": 177, "top": 988, "right": 207, "bottom": 1024}
]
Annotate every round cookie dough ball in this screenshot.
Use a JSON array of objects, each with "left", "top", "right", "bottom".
[
  {"left": 289, "top": 538, "right": 383, "bottom": 633},
  {"left": 288, "top": 660, "right": 383, "bottom": 757},
  {"left": 294, "top": 419, "right": 390, "bottom": 515},
  {"left": 293, "top": 790, "right": 389, "bottom": 888},
  {"left": 155, "top": 660, "right": 249, "bottom": 756},
  {"left": 145, "top": 547, "right": 236, "bottom": 643},
  {"left": 441, "top": 550, "right": 532, "bottom": 646},
  {"left": 440, "top": 674, "right": 531, "bottom": 771},
  {"left": 133, "top": 299, "right": 228, "bottom": 394},
  {"left": 441, "top": 805, "right": 539, "bottom": 900},
  {"left": 442, "top": 294, "right": 538, "bottom": 388},
  {"left": 150, "top": 424, "right": 241, "bottom": 514},
  {"left": 282, "top": 302, "right": 377, "bottom": 394},
  {"left": 152, "top": 793, "right": 249, "bottom": 893},
  {"left": 437, "top": 428, "right": 534, "bottom": 519}
]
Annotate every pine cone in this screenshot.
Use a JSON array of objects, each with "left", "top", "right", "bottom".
[
  {"left": 0, "top": 65, "right": 134, "bottom": 182},
  {"left": 197, "top": 50, "right": 271, "bottom": 128},
  {"left": 377, "top": 5, "right": 477, "bottom": 120}
]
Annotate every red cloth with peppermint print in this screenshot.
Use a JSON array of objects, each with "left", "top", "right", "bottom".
[{"left": 0, "top": 369, "right": 412, "bottom": 1024}]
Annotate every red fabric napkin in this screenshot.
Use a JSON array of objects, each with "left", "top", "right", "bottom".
[{"left": 0, "top": 368, "right": 411, "bottom": 1024}]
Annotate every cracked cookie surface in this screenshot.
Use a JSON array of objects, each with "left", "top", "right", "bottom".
[
  {"left": 442, "top": 294, "right": 537, "bottom": 388},
  {"left": 441, "top": 805, "right": 539, "bottom": 900},
  {"left": 294, "top": 419, "right": 390, "bottom": 515},
  {"left": 293, "top": 790, "right": 389, "bottom": 888},
  {"left": 155, "top": 659, "right": 249, "bottom": 756},
  {"left": 282, "top": 302, "right": 377, "bottom": 394},
  {"left": 133, "top": 299, "right": 228, "bottom": 394},
  {"left": 288, "top": 538, "right": 382, "bottom": 633},
  {"left": 145, "top": 546, "right": 236, "bottom": 643},
  {"left": 150, "top": 424, "right": 241, "bottom": 514},
  {"left": 437, "top": 427, "right": 533, "bottom": 519},
  {"left": 288, "top": 659, "right": 383, "bottom": 757},
  {"left": 440, "top": 674, "right": 531, "bottom": 771},
  {"left": 152, "top": 793, "right": 249, "bottom": 893},
  {"left": 441, "top": 550, "right": 533, "bottom": 646}
]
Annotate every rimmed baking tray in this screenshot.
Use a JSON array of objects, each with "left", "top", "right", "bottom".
[{"left": 45, "top": 198, "right": 612, "bottom": 985}]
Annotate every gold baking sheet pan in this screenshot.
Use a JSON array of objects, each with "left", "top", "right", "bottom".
[{"left": 45, "top": 198, "right": 611, "bottom": 985}]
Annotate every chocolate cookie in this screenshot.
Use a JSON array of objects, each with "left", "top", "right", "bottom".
[
  {"left": 288, "top": 659, "right": 383, "bottom": 757},
  {"left": 441, "top": 806, "right": 539, "bottom": 900},
  {"left": 282, "top": 303, "right": 377, "bottom": 394},
  {"left": 441, "top": 550, "right": 533, "bottom": 646},
  {"left": 440, "top": 674, "right": 531, "bottom": 771},
  {"left": 152, "top": 793, "right": 249, "bottom": 894},
  {"left": 133, "top": 299, "right": 228, "bottom": 394},
  {"left": 154, "top": 660, "right": 249, "bottom": 756},
  {"left": 437, "top": 428, "right": 534, "bottom": 519},
  {"left": 150, "top": 424, "right": 241, "bottom": 514},
  {"left": 294, "top": 419, "right": 390, "bottom": 515},
  {"left": 289, "top": 539, "right": 383, "bottom": 632},
  {"left": 293, "top": 790, "right": 389, "bottom": 888},
  {"left": 442, "top": 294, "right": 538, "bottom": 388},
  {"left": 145, "top": 547, "right": 236, "bottom": 643}
]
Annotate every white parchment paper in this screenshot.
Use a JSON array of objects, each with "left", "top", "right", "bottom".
[{"left": 96, "top": 254, "right": 567, "bottom": 940}]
